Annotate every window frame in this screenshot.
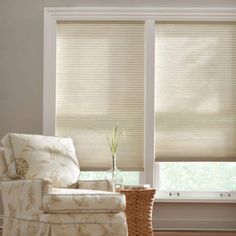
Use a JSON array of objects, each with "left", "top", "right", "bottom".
[{"left": 44, "top": 7, "right": 236, "bottom": 202}]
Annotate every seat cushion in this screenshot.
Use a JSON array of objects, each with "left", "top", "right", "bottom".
[
  {"left": 43, "top": 188, "right": 126, "bottom": 213},
  {"left": 1, "top": 133, "right": 80, "bottom": 187}
]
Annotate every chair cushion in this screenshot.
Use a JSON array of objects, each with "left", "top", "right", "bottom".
[
  {"left": 43, "top": 188, "right": 126, "bottom": 213},
  {"left": 77, "top": 179, "right": 112, "bottom": 192},
  {"left": 1, "top": 133, "right": 80, "bottom": 187}
]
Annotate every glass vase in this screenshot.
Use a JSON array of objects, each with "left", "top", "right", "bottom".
[{"left": 107, "top": 155, "right": 123, "bottom": 192}]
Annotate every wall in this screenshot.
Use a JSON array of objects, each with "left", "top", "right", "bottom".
[
  {"left": 1, "top": 0, "right": 236, "bottom": 230},
  {"left": 2, "top": 0, "right": 236, "bottom": 139},
  {"left": 153, "top": 202, "right": 236, "bottom": 230}
]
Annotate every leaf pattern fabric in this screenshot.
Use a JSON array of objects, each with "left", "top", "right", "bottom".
[
  {"left": 1, "top": 179, "right": 128, "bottom": 236},
  {"left": 3, "top": 218, "right": 127, "bottom": 236},
  {"left": 77, "top": 180, "right": 113, "bottom": 192},
  {"left": 1, "top": 133, "right": 80, "bottom": 187},
  {"left": 1, "top": 134, "right": 128, "bottom": 235},
  {"left": 44, "top": 188, "right": 126, "bottom": 213},
  {"left": 0, "top": 147, "right": 8, "bottom": 180}
]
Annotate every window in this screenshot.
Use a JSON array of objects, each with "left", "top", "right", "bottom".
[
  {"left": 44, "top": 9, "right": 236, "bottom": 199},
  {"left": 159, "top": 162, "right": 236, "bottom": 191},
  {"left": 55, "top": 21, "right": 145, "bottom": 183},
  {"left": 155, "top": 22, "right": 236, "bottom": 196}
]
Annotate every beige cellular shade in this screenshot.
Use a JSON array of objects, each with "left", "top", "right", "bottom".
[
  {"left": 155, "top": 22, "right": 236, "bottom": 162},
  {"left": 56, "top": 21, "right": 144, "bottom": 170}
]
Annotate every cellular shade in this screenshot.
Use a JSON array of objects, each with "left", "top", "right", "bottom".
[
  {"left": 56, "top": 21, "right": 144, "bottom": 170},
  {"left": 155, "top": 22, "right": 236, "bottom": 162}
]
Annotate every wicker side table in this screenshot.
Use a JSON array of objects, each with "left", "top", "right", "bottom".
[{"left": 120, "top": 188, "right": 156, "bottom": 236}]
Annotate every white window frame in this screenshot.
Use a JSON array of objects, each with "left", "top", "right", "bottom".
[{"left": 44, "top": 7, "right": 236, "bottom": 202}]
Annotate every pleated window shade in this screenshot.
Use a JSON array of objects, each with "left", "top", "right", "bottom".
[
  {"left": 155, "top": 22, "right": 236, "bottom": 162},
  {"left": 56, "top": 21, "right": 144, "bottom": 170}
]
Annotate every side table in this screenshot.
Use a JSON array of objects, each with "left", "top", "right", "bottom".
[{"left": 120, "top": 187, "right": 156, "bottom": 236}]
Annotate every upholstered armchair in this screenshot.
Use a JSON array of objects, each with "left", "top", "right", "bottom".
[{"left": 0, "top": 133, "right": 128, "bottom": 236}]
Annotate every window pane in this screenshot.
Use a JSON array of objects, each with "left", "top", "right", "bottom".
[
  {"left": 80, "top": 171, "right": 140, "bottom": 185},
  {"left": 159, "top": 162, "right": 236, "bottom": 191},
  {"left": 155, "top": 22, "right": 236, "bottom": 162},
  {"left": 56, "top": 21, "right": 144, "bottom": 170}
]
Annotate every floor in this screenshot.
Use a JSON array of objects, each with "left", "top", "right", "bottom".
[{"left": 154, "top": 232, "right": 236, "bottom": 236}]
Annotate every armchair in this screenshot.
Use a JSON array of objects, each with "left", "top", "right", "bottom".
[{"left": 0, "top": 134, "right": 128, "bottom": 236}]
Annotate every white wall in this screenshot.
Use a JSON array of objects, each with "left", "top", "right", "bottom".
[{"left": 1, "top": 0, "right": 236, "bottom": 230}]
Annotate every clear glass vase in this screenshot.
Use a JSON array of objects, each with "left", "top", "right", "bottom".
[{"left": 107, "top": 155, "right": 123, "bottom": 192}]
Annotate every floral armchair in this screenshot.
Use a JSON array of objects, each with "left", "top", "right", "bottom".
[{"left": 0, "top": 133, "right": 128, "bottom": 236}]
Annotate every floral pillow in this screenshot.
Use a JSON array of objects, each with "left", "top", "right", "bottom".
[{"left": 1, "top": 133, "right": 80, "bottom": 187}]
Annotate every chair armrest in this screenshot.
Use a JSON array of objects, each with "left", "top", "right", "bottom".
[
  {"left": 77, "top": 179, "right": 112, "bottom": 192},
  {"left": 0, "top": 179, "right": 50, "bottom": 219}
]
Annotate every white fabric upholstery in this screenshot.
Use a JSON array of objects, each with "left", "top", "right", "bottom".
[
  {"left": 1, "top": 133, "right": 80, "bottom": 187},
  {"left": 0, "top": 134, "right": 128, "bottom": 236},
  {"left": 39, "top": 212, "right": 126, "bottom": 224},
  {"left": 0, "top": 147, "right": 8, "bottom": 179},
  {"left": 43, "top": 188, "right": 126, "bottom": 213},
  {"left": 1, "top": 179, "right": 128, "bottom": 236},
  {"left": 3, "top": 217, "right": 127, "bottom": 236},
  {"left": 1, "top": 179, "right": 47, "bottom": 220},
  {"left": 77, "top": 179, "right": 113, "bottom": 191}
]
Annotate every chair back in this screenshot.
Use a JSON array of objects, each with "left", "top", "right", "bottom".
[{"left": 1, "top": 133, "right": 80, "bottom": 187}]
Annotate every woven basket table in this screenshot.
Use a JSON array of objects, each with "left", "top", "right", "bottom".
[{"left": 120, "top": 188, "right": 156, "bottom": 236}]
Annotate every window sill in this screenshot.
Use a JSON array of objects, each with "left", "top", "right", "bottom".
[
  {"left": 154, "top": 191, "right": 236, "bottom": 203},
  {"left": 155, "top": 197, "right": 236, "bottom": 203}
]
